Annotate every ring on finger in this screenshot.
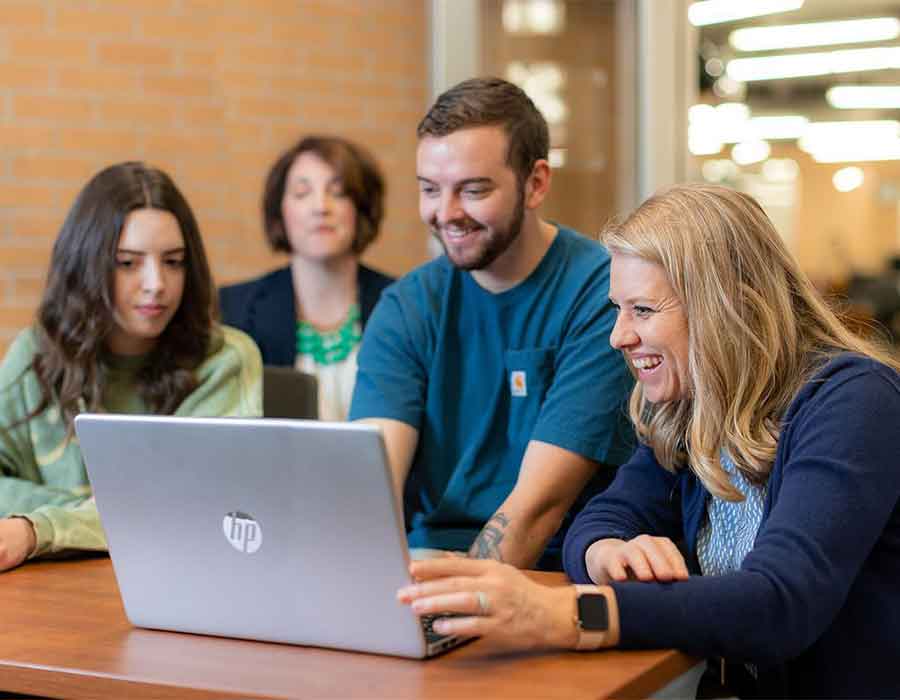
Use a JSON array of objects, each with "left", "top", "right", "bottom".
[{"left": 476, "top": 590, "right": 490, "bottom": 616}]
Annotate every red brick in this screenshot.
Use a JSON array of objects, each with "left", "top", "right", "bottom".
[
  {"left": 7, "top": 215, "right": 61, "bottom": 239},
  {"left": 97, "top": 41, "right": 173, "bottom": 68},
  {"left": 55, "top": 127, "right": 140, "bottom": 155},
  {"left": 57, "top": 67, "right": 140, "bottom": 94},
  {"left": 12, "top": 154, "right": 99, "bottom": 182},
  {"left": 143, "top": 74, "right": 216, "bottom": 98},
  {"left": 0, "top": 183, "right": 61, "bottom": 208},
  {"left": 99, "top": 99, "right": 178, "bottom": 127},
  {"left": 0, "top": 4, "right": 47, "bottom": 30},
  {"left": 0, "top": 125, "right": 56, "bottom": 150},
  {"left": 13, "top": 94, "right": 94, "bottom": 123},
  {"left": 56, "top": 7, "right": 134, "bottom": 35},
  {"left": 0, "top": 62, "right": 52, "bottom": 90},
  {"left": 0, "top": 306, "right": 37, "bottom": 330},
  {"left": 234, "top": 96, "right": 301, "bottom": 121}
]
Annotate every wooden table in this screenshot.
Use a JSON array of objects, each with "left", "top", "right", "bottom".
[{"left": 0, "top": 558, "right": 701, "bottom": 700}]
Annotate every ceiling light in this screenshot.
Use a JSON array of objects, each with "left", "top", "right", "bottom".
[
  {"left": 799, "top": 120, "right": 900, "bottom": 152},
  {"left": 727, "top": 46, "right": 900, "bottom": 81},
  {"left": 702, "top": 159, "right": 740, "bottom": 183},
  {"left": 827, "top": 85, "right": 900, "bottom": 109},
  {"left": 549, "top": 148, "right": 567, "bottom": 168},
  {"left": 742, "top": 116, "right": 809, "bottom": 141},
  {"left": 832, "top": 166, "right": 865, "bottom": 192},
  {"left": 730, "top": 17, "right": 900, "bottom": 52},
  {"left": 688, "top": 104, "right": 808, "bottom": 144},
  {"left": 689, "top": 127, "right": 724, "bottom": 156},
  {"left": 502, "top": 0, "right": 565, "bottom": 35},
  {"left": 688, "top": 0, "right": 804, "bottom": 27},
  {"left": 809, "top": 144, "right": 900, "bottom": 163},
  {"left": 732, "top": 140, "right": 771, "bottom": 165},
  {"left": 762, "top": 158, "right": 799, "bottom": 183}
]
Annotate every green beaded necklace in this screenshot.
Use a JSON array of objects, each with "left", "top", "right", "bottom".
[{"left": 295, "top": 304, "right": 361, "bottom": 365}]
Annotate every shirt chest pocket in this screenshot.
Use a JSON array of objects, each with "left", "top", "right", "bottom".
[{"left": 504, "top": 348, "right": 556, "bottom": 446}]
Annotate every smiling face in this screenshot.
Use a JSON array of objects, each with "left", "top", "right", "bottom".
[
  {"left": 107, "top": 208, "right": 186, "bottom": 356},
  {"left": 608, "top": 252, "right": 691, "bottom": 403},
  {"left": 417, "top": 126, "right": 526, "bottom": 272},
  {"left": 280, "top": 152, "right": 358, "bottom": 263}
]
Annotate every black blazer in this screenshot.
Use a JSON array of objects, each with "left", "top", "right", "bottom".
[{"left": 218, "top": 264, "right": 395, "bottom": 367}]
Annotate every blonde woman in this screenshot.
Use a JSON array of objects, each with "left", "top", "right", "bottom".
[{"left": 398, "top": 184, "right": 900, "bottom": 699}]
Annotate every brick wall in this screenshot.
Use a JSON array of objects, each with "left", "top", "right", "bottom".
[{"left": 0, "top": 0, "right": 428, "bottom": 355}]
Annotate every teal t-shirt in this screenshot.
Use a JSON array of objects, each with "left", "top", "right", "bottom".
[{"left": 350, "top": 226, "right": 634, "bottom": 566}]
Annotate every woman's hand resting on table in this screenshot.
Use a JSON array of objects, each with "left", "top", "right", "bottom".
[{"left": 585, "top": 536, "right": 689, "bottom": 584}]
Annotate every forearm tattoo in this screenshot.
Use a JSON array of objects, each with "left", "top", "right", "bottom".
[{"left": 469, "top": 511, "right": 510, "bottom": 561}]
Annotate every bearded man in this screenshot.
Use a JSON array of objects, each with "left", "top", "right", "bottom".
[{"left": 349, "top": 77, "right": 633, "bottom": 570}]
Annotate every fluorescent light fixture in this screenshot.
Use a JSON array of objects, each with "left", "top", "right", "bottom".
[
  {"left": 732, "top": 140, "right": 771, "bottom": 165},
  {"left": 809, "top": 144, "right": 900, "bottom": 163},
  {"left": 730, "top": 17, "right": 900, "bottom": 52},
  {"left": 743, "top": 115, "right": 809, "bottom": 141},
  {"left": 688, "top": 0, "right": 803, "bottom": 27},
  {"left": 728, "top": 46, "right": 900, "bottom": 81},
  {"left": 503, "top": 0, "right": 565, "bottom": 35},
  {"left": 689, "top": 103, "right": 808, "bottom": 144},
  {"left": 833, "top": 166, "right": 865, "bottom": 192},
  {"left": 827, "top": 85, "right": 900, "bottom": 109},
  {"left": 799, "top": 120, "right": 900, "bottom": 152},
  {"left": 800, "top": 121, "right": 900, "bottom": 162}
]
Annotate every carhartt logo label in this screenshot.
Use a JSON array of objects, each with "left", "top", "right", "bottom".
[
  {"left": 510, "top": 370, "right": 527, "bottom": 397},
  {"left": 223, "top": 511, "right": 262, "bottom": 554}
]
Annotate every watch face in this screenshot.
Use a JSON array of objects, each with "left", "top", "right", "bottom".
[{"left": 577, "top": 593, "right": 609, "bottom": 631}]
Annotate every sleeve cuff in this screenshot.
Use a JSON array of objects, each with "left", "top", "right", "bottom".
[{"left": 9, "top": 512, "right": 52, "bottom": 559}]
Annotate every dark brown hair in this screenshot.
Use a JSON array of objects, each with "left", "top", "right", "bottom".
[
  {"left": 417, "top": 77, "right": 550, "bottom": 185},
  {"left": 261, "top": 135, "right": 385, "bottom": 255},
  {"left": 31, "top": 161, "right": 216, "bottom": 430}
]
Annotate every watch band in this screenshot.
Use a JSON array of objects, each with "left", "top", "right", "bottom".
[{"left": 573, "top": 584, "right": 610, "bottom": 651}]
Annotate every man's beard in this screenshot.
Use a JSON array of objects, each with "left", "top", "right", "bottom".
[{"left": 431, "top": 187, "right": 526, "bottom": 271}]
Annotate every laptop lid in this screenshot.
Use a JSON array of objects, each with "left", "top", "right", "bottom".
[{"left": 74, "top": 414, "right": 448, "bottom": 658}]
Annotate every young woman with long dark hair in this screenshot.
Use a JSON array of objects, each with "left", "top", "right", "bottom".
[{"left": 0, "top": 162, "right": 261, "bottom": 572}]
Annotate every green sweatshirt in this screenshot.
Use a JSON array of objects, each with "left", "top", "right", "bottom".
[{"left": 0, "top": 324, "right": 262, "bottom": 557}]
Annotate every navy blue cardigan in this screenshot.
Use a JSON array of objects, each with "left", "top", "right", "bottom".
[
  {"left": 563, "top": 354, "right": 900, "bottom": 699},
  {"left": 218, "top": 264, "right": 395, "bottom": 367}
]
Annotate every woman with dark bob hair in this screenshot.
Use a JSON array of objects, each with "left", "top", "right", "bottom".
[
  {"left": 219, "top": 135, "right": 394, "bottom": 421},
  {"left": 398, "top": 184, "right": 900, "bottom": 699},
  {"left": 0, "top": 162, "right": 262, "bottom": 572}
]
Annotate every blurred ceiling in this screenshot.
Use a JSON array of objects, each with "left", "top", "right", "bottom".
[{"left": 697, "top": 0, "right": 900, "bottom": 121}]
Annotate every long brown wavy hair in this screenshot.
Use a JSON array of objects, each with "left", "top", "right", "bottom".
[
  {"left": 31, "top": 161, "right": 217, "bottom": 431},
  {"left": 602, "top": 183, "right": 900, "bottom": 500}
]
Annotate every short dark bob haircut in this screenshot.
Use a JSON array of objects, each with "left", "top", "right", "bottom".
[{"left": 261, "top": 135, "right": 385, "bottom": 255}]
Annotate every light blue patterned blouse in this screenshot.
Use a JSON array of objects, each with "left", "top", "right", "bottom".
[{"left": 696, "top": 452, "right": 768, "bottom": 576}]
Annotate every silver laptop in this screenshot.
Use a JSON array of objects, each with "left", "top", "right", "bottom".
[{"left": 74, "top": 414, "right": 463, "bottom": 658}]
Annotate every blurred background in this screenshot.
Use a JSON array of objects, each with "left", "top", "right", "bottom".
[{"left": 0, "top": 0, "right": 898, "bottom": 353}]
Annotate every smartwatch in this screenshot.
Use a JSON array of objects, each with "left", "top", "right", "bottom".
[{"left": 573, "top": 584, "right": 610, "bottom": 650}]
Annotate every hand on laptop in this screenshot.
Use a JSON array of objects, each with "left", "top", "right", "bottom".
[
  {"left": 397, "top": 558, "right": 580, "bottom": 650},
  {"left": 0, "top": 516, "right": 37, "bottom": 572}
]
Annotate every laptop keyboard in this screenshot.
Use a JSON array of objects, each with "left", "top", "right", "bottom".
[{"left": 420, "top": 613, "right": 447, "bottom": 643}]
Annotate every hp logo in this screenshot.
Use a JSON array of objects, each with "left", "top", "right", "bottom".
[{"left": 223, "top": 511, "right": 262, "bottom": 554}]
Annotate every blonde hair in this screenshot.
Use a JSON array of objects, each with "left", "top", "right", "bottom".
[{"left": 602, "top": 183, "right": 900, "bottom": 500}]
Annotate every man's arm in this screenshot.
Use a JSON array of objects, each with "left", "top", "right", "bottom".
[
  {"left": 468, "top": 439, "right": 598, "bottom": 568},
  {"left": 359, "top": 418, "right": 419, "bottom": 509}
]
